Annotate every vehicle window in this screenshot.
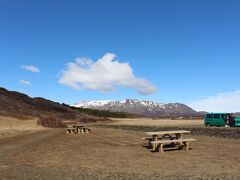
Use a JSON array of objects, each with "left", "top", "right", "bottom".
[
  {"left": 221, "top": 114, "right": 225, "bottom": 118},
  {"left": 206, "top": 114, "right": 213, "bottom": 118},
  {"left": 213, "top": 114, "right": 220, "bottom": 118}
]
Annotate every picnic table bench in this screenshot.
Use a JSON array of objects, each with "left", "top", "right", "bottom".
[
  {"left": 66, "top": 127, "right": 77, "bottom": 134},
  {"left": 143, "top": 130, "right": 196, "bottom": 153},
  {"left": 151, "top": 138, "right": 196, "bottom": 153}
]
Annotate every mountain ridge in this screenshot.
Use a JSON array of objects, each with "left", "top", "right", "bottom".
[{"left": 72, "top": 99, "right": 201, "bottom": 117}]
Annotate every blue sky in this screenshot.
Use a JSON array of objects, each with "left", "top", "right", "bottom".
[{"left": 1, "top": 0, "right": 240, "bottom": 112}]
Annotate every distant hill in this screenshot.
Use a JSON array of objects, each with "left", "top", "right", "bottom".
[
  {"left": 65, "top": 104, "right": 136, "bottom": 118},
  {"left": 0, "top": 87, "right": 105, "bottom": 127},
  {"left": 72, "top": 99, "right": 202, "bottom": 117}
]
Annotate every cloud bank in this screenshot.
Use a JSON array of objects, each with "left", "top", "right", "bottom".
[
  {"left": 21, "top": 65, "right": 40, "bottom": 73},
  {"left": 189, "top": 90, "right": 240, "bottom": 112},
  {"left": 19, "top": 80, "right": 31, "bottom": 85},
  {"left": 59, "top": 53, "right": 157, "bottom": 95}
]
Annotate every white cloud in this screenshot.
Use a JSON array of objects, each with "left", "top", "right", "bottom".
[
  {"left": 19, "top": 80, "right": 31, "bottom": 85},
  {"left": 21, "top": 65, "right": 40, "bottom": 73},
  {"left": 189, "top": 90, "right": 240, "bottom": 112},
  {"left": 59, "top": 53, "right": 157, "bottom": 95}
]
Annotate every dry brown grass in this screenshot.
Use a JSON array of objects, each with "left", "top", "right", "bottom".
[
  {"left": 1, "top": 127, "right": 240, "bottom": 179},
  {"left": 109, "top": 118, "right": 204, "bottom": 127},
  {"left": 0, "top": 116, "right": 47, "bottom": 139}
]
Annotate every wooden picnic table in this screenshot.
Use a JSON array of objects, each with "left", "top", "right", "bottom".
[
  {"left": 145, "top": 130, "right": 190, "bottom": 141},
  {"left": 144, "top": 130, "right": 195, "bottom": 153},
  {"left": 66, "top": 125, "right": 91, "bottom": 134}
]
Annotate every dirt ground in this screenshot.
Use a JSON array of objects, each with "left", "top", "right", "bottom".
[
  {"left": 0, "top": 123, "right": 240, "bottom": 179},
  {"left": 109, "top": 118, "right": 204, "bottom": 127}
]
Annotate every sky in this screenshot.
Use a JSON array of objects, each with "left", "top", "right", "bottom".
[{"left": 1, "top": 0, "right": 240, "bottom": 112}]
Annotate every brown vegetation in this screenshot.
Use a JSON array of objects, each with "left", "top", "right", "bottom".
[
  {"left": 0, "top": 127, "right": 240, "bottom": 179},
  {"left": 109, "top": 118, "right": 203, "bottom": 127},
  {"left": 0, "top": 116, "right": 46, "bottom": 139}
]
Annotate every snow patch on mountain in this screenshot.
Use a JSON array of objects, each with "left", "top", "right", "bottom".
[{"left": 73, "top": 100, "right": 113, "bottom": 108}]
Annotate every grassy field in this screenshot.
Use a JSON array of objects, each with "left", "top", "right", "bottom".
[
  {"left": 108, "top": 118, "right": 204, "bottom": 127},
  {"left": 1, "top": 117, "right": 240, "bottom": 179},
  {"left": 0, "top": 116, "right": 47, "bottom": 139}
]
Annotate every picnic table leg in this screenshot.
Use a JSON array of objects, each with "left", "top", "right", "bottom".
[
  {"left": 152, "top": 135, "right": 158, "bottom": 150},
  {"left": 84, "top": 128, "right": 89, "bottom": 133},
  {"left": 183, "top": 142, "right": 189, "bottom": 151},
  {"left": 148, "top": 139, "right": 151, "bottom": 148},
  {"left": 153, "top": 135, "right": 158, "bottom": 141},
  {"left": 152, "top": 143, "right": 156, "bottom": 151},
  {"left": 176, "top": 133, "right": 184, "bottom": 146},
  {"left": 159, "top": 144, "right": 164, "bottom": 153}
]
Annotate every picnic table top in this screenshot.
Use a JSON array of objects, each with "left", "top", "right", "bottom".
[
  {"left": 73, "top": 125, "right": 84, "bottom": 127},
  {"left": 145, "top": 130, "right": 190, "bottom": 136},
  {"left": 69, "top": 126, "right": 90, "bottom": 130}
]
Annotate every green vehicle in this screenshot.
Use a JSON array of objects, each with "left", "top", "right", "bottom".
[{"left": 204, "top": 113, "right": 240, "bottom": 127}]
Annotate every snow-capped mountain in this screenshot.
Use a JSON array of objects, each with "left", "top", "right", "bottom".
[{"left": 71, "top": 99, "right": 199, "bottom": 117}]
